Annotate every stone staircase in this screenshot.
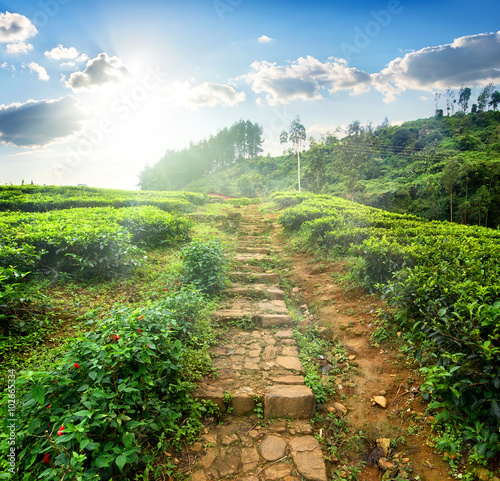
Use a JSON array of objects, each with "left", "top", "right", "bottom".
[{"left": 190, "top": 206, "right": 327, "bottom": 481}]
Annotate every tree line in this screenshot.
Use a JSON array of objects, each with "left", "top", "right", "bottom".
[
  {"left": 139, "top": 120, "right": 263, "bottom": 190},
  {"left": 435, "top": 83, "right": 500, "bottom": 117}
]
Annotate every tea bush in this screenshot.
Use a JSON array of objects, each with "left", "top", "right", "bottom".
[
  {"left": 275, "top": 191, "right": 500, "bottom": 460},
  {"left": 0, "top": 185, "right": 208, "bottom": 213},
  {"left": 180, "top": 239, "right": 229, "bottom": 295},
  {"left": 0, "top": 206, "right": 194, "bottom": 279},
  {"left": 117, "top": 206, "right": 193, "bottom": 247}
]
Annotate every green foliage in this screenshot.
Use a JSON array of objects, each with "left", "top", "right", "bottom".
[
  {"left": 139, "top": 120, "right": 264, "bottom": 191},
  {"left": 0, "top": 286, "right": 217, "bottom": 480},
  {"left": 0, "top": 206, "right": 193, "bottom": 281},
  {"left": 180, "top": 239, "right": 229, "bottom": 295},
  {"left": 117, "top": 206, "right": 192, "bottom": 248},
  {"left": 0, "top": 185, "right": 207, "bottom": 213},
  {"left": 278, "top": 191, "right": 500, "bottom": 460}
]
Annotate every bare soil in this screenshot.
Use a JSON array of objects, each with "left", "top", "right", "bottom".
[{"left": 268, "top": 214, "right": 454, "bottom": 481}]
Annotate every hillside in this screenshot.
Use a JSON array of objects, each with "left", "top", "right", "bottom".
[{"left": 144, "top": 111, "right": 500, "bottom": 228}]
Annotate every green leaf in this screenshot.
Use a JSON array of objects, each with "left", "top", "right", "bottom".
[
  {"left": 122, "top": 432, "right": 134, "bottom": 448},
  {"left": 80, "top": 438, "right": 90, "bottom": 450},
  {"left": 95, "top": 456, "right": 109, "bottom": 468},
  {"left": 31, "top": 385, "right": 45, "bottom": 405},
  {"left": 115, "top": 454, "right": 128, "bottom": 471}
]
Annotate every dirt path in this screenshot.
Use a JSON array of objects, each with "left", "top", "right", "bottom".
[
  {"left": 266, "top": 208, "right": 453, "bottom": 481},
  {"left": 183, "top": 204, "right": 452, "bottom": 481}
]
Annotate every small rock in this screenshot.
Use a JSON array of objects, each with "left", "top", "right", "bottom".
[
  {"left": 373, "top": 396, "right": 387, "bottom": 408},
  {"left": 402, "top": 458, "right": 410, "bottom": 463},
  {"left": 333, "top": 402, "right": 348, "bottom": 416},
  {"left": 189, "top": 442, "right": 204, "bottom": 452},
  {"left": 260, "top": 435, "right": 287, "bottom": 461},
  {"left": 348, "top": 355, "right": 356, "bottom": 361},
  {"left": 241, "top": 447, "right": 260, "bottom": 472},
  {"left": 376, "top": 438, "right": 391, "bottom": 457},
  {"left": 199, "top": 448, "right": 217, "bottom": 469},
  {"left": 264, "top": 463, "right": 292, "bottom": 480},
  {"left": 378, "top": 457, "right": 396, "bottom": 470},
  {"left": 309, "top": 267, "right": 322, "bottom": 275},
  {"left": 191, "top": 471, "right": 208, "bottom": 481},
  {"left": 292, "top": 287, "right": 300, "bottom": 293},
  {"left": 221, "top": 433, "right": 239, "bottom": 445},
  {"left": 379, "top": 390, "right": 387, "bottom": 396}
]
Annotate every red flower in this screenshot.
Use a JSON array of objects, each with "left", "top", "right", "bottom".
[
  {"left": 43, "top": 453, "right": 51, "bottom": 464},
  {"left": 138, "top": 316, "right": 144, "bottom": 320},
  {"left": 47, "top": 404, "right": 51, "bottom": 409},
  {"left": 146, "top": 344, "right": 149, "bottom": 348},
  {"left": 165, "top": 288, "right": 167, "bottom": 291},
  {"left": 168, "top": 325, "right": 171, "bottom": 329},
  {"left": 74, "top": 363, "right": 80, "bottom": 369},
  {"left": 138, "top": 329, "right": 141, "bottom": 333},
  {"left": 57, "top": 426, "right": 64, "bottom": 436}
]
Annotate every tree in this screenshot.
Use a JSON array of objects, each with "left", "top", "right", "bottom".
[
  {"left": 477, "top": 83, "right": 495, "bottom": 112},
  {"left": 489, "top": 91, "right": 500, "bottom": 111},
  {"left": 445, "top": 88, "right": 456, "bottom": 116},
  {"left": 441, "top": 157, "right": 461, "bottom": 222},
  {"left": 305, "top": 139, "right": 328, "bottom": 193},
  {"left": 458, "top": 86, "right": 471, "bottom": 113},
  {"left": 280, "top": 116, "right": 306, "bottom": 192}
]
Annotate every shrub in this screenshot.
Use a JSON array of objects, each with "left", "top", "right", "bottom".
[
  {"left": 117, "top": 206, "right": 193, "bottom": 248},
  {"left": 180, "top": 239, "right": 228, "bottom": 295},
  {"left": 0, "top": 292, "right": 217, "bottom": 480}
]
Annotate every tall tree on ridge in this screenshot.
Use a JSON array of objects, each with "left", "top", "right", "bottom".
[
  {"left": 280, "top": 116, "right": 306, "bottom": 192},
  {"left": 458, "top": 86, "right": 471, "bottom": 113}
]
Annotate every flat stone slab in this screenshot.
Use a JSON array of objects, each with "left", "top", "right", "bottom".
[
  {"left": 260, "top": 435, "right": 287, "bottom": 461},
  {"left": 289, "top": 436, "right": 327, "bottom": 481},
  {"left": 260, "top": 314, "right": 293, "bottom": 328},
  {"left": 282, "top": 346, "right": 300, "bottom": 356},
  {"left": 275, "top": 329, "right": 294, "bottom": 339},
  {"left": 276, "top": 356, "right": 305, "bottom": 373},
  {"left": 264, "top": 385, "right": 315, "bottom": 420},
  {"left": 269, "top": 375, "right": 305, "bottom": 385}
]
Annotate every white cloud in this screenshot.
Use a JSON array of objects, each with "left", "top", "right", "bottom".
[
  {"left": 165, "top": 81, "right": 246, "bottom": 110},
  {"left": 6, "top": 42, "right": 33, "bottom": 54},
  {"left": 241, "top": 56, "right": 371, "bottom": 105},
  {"left": 27, "top": 62, "right": 50, "bottom": 81},
  {"left": 65, "top": 53, "right": 130, "bottom": 91},
  {"left": 258, "top": 35, "right": 273, "bottom": 44},
  {"left": 372, "top": 31, "right": 500, "bottom": 102},
  {"left": 0, "top": 96, "right": 86, "bottom": 147},
  {"left": 0, "top": 12, "right": 37, "bottom": 44},
  {"left": 45, "top": 44, "right": 79, "bottom": 60}
]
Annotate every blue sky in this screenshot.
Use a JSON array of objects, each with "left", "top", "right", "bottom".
[{"left": 0, "top": 0, "right": 499, "bottom": 189}]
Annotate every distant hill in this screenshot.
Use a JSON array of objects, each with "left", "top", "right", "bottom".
[{"left": 142, "top": 111, "right": 500, "bottom": 227}]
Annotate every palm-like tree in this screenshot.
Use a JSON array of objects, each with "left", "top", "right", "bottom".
[{"left": 280, "top": 116, "right": 306, "bottom": 192}]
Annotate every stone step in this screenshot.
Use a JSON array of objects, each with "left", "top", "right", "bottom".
[
  {"left": 229, "top": 271, "right": 280, "bottom": 283},
  {"left": 264, "top": 385, "right": 315, "bottom": 420},
  {"left": 237, "top": 240, "right": 270, "bottom": 247},
  {"left": 259, "top": 313, "right": 293, "bottom": 328},
  {"left": 236, "top": 247, "right": 271, "bottom": 254},
  {"left": 237, "top": 265, "right": 264, "bottom": 273},
  {"left": 224, "top": 285, "right": 285, "bottom": 300},
  {"left": 235, "top": 253, "right": 270, "bottom": 263}
]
